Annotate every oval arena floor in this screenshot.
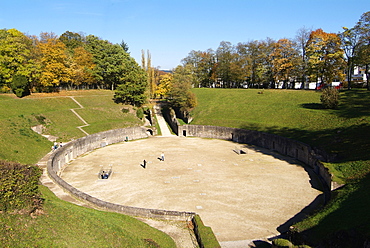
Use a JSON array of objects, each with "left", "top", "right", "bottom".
[{"left": 60, "top": 136, "right": 321, "bottom": 243}]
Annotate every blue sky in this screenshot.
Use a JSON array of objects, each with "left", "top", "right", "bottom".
[{"left": 1, "top": 0, "right": 369, "bottom": 70}]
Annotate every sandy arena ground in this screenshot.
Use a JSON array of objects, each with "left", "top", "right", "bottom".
[{"left": 60, "top": 136, "right": 321, "bottom": 243}]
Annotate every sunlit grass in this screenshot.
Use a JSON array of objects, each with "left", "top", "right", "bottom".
[
  {"left": 191, "top": 88, "right": 370, "bottom": 161},
  {"left": 0, "top": 185, "right": 176, "bottom": 248},
  {"left": 0, "top": 90, "right": 142, "bottom": 164}
]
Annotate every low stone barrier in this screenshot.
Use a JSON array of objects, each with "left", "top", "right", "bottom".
[
  {"left": 178, "top": 125, "right": 335, "bottom": 192},
  {"left": 47, "top": 126, "right": 195, "bottom": 220}
]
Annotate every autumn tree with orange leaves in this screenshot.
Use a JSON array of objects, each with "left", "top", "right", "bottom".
[
  {"left": 306, "top": 29, "right": 345, "bottom": 86},
  {"left": 270, "top": 38, "right": 300, "bottom": 88}
]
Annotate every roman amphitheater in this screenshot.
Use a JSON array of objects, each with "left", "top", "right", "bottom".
[
  {"left": 59, "top": 136, "right": 321, "bottom": 243},
  {"left": 42, "top": 105, "right": 326, "bottom": 248}
]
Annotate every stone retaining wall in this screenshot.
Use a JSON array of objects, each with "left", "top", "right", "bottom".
[
  {"left": 47, "top": 126, "right": 195, "bottom": 220},
  {"left": 161, "top": 105, "right": 179, "bottom": 135},
  {"left": 178, "top": 125, "right": 335, "bottom": 192}
]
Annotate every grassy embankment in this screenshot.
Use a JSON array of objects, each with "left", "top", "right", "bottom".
[
  {"left": 0, "top": 90, "right": 175, "bottom": 248},
  {"left": 1, "top": 88, "right": 369, "bottom": 246},
  {"left": 190, "top": 88, "right": 370, "bottom": 244}
]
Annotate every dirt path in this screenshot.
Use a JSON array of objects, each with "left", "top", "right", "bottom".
[{"left": 154, "top": 103, "right": 175, "bottom": 137}]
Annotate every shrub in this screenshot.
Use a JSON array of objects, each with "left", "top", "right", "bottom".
[
  {"left": 136, "top": 107, "right": 144, "bottom": 119},
  {"left": 121, "top": 108, "right": 129, "bottom": 114},
  {"left": 192, "top": 214, "right": 220, "bottom": 248},
  {"left": 272, "top": 238, "right": 293, "bottom": 248},
  {"left": 11, "top": 74, "right": 30, "bottom": 98},
  {"left": 0, "top": 160, "right": 42, "bottom": 213},
  {"left": 320, "top": 87, "right": 339, "bottom": 109},
  {"left": 34, "top": 114, "right": 47, "bottom": 125}
]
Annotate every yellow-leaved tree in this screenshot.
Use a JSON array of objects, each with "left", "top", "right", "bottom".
[
  {"left": 155, "top": 73, "right": 173, "bottom": 99},
  {"left": 36, "top": 32, "right": 70, "bottom": 90},
  {"left": 270, "top": 38, "right": 300, "bottom": 88},
  {"left": 306, "top": 29, "right": 345, "bottom": 85}
]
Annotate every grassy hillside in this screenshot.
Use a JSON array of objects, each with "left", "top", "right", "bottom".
[
  {"left": 0, "top": 90, "right": 142, "bottom": 164},
  {"left": 191, "top": 88, "right": 370, "bottom": 162},
  {"left": 191, "top": 88, "right": 370, "bottom": 245},
  {"left": 1, "top": 88, "right": 369, "bottom": 246},
  {"left": 0, "top": 185, "right": 176, "bottom": 248},
  {"left": 0, "top": 90, "right": 175, "bottom": 248}
]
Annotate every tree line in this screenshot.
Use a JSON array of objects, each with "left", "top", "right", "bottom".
[
  {"left": 0, "top": 29, "right": 195, "bottom": 112},
  {"left": 173, "top": 11, "right": 370, "bottom": 90},
  {"left": 0, "top": 30, "right": 148, "bottom": 105}
]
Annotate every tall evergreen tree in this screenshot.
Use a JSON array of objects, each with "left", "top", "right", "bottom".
[{"left": 114, "top": 57, "right": 148, "bottom": 107}]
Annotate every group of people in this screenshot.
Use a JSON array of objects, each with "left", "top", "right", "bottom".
[
  {"left": 141, "top": 152, "right": 165, "bottom": 169},
  {"left": 51, "top": 142, "right": 63, "bottom": 151}
]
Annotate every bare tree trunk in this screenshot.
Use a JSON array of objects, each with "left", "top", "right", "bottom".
[{"left": 366, "top": 64, "right": 370, "bottom": 90}]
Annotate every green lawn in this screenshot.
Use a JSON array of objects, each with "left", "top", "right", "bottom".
[
  {"left": 0, "top": 185, "right": 176, "bottom": 248},
  {"left": 191, "top": 88, "right": 370, "bottom": 161},
  {"left": 191, "top": 88, "right": 370, "bottom": 245},
  {"left": 73, "top": 94, "right": 142, "bottom": 134},
  {"left": 0, "top": 91, "right": 143, "bottom": 164}
]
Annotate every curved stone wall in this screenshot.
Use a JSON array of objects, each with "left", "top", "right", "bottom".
[
  {"left": 47, "top": 124, "right": 336, "bottom": 220},
  {"left": 47, "top": 126, "right": 195, "bottom": 220},
  {"left": 178, "top": 125, "right": 336, "bottom": 192}
]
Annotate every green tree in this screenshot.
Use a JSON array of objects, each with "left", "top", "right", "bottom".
[
  {"left": 236, "top": 40, "right": 264, "bottom": 88},
  {"left": 113, "top": 57, "right": 148, "bottom": 107},
  {"left": 120, "top": 40, "right": 129, "bottom": 53},
  {"left": 141, "top": 49, "right": 157, "bottom": 99},
  {"left": 170, "top": 64, "right": 197, "bottom": 113},
  {"left": 11, "top": 74, "right": 30, "bottom": 97},
  {"left": 215, "top": 41, "right": 234, "bottom": 88},
  {"left": 181, "top": 49, "right": 216, "bottom": 88},
  {"left": 236, "top": 39, "right": 275, "bottom": 88},
  {"left": 59, "top": 31, "right": 84, "bottom": 54},
  {"left": 340, "top": 26, "right": 361, "bottom": 89},
  {"left": 259, "top": 38, "right": 276, "bottom": 88},
  {"left": 0, "top": 29, "right": 38, "bottom": 93},
  {"left": 85, "top": 35, "right": 129, "bottom": 90}
]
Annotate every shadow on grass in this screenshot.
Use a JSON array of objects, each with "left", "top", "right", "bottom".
[
  {"left": 301, "top": 103, "right": 324, "bottom": 110},
  {"left": 249, "top": 240, "right": 272, "bottom": 247},
  {"left": 239, "top": 123, "right": 370, "bottom": 163},
  {"left": 301, "top": 90, "right": 370, "bottom": 118},
  {"left": 290, "top": 173, "right": 370, "bottom": 247},
  {"left": 336, "top": 90, "right": 370, "bottom": 119}
]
